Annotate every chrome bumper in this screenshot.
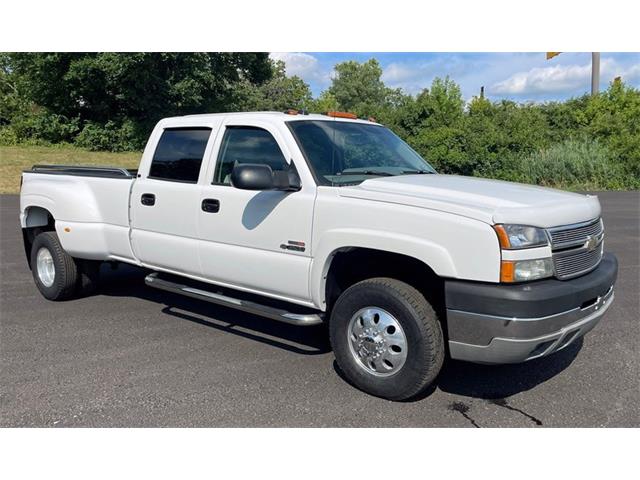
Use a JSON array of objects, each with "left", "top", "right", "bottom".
[
  {"left": 448, "top": 287, "right": 614, "bottom": 364},
  {"left": 445, "top": 252, "right": 618, "bottom": 364}
]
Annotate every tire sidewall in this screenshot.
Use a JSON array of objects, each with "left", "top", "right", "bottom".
[
  {"left": 30, "top": 233, "right": 70, "bottom": 300},
  {"left": 330, "top": 280, "right": 441, "bottom": 400}
]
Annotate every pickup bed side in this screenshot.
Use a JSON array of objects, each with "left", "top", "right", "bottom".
[{"left": 21, "top": 168, "right": 137, "bottom": 262}]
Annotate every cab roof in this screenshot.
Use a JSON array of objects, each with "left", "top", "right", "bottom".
[{"left": 161, "top": 111, "right": 380, "bottom": 126}]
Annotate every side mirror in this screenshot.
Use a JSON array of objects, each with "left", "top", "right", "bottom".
[{"left": 231, "top": 163, "right": 301, "bottom": 191}]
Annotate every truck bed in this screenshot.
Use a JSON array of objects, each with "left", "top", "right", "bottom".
[{"left": 21, "top": 164, "right": 138, "bottom": 263}]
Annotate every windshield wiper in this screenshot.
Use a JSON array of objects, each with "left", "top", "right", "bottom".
[
  {"left": 401, "top": 169, "right": 435, "bottom": 175},
  {"left": 338, "top": 169, "right": 395, "bottom": 177}
]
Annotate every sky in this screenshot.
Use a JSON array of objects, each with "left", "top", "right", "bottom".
[{"left": 269, "top": 52, "right": 640, "bottom": 102}]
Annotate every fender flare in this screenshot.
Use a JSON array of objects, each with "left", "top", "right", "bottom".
[{"left": 309, "top": 228, "right": 457, "bottom": 308}]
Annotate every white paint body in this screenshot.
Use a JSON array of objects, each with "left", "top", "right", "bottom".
[{"left": 20, "top": 112, "right": 603, "bottom": 310}]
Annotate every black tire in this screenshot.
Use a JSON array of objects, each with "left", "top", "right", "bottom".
[
  {"left": 329, "top": 277, "right": 444, "bottom": 401},
  {"left": 76, "top": 259, "right": 101, "bottom": 295},
  {"left": 30, "top": 231, "right": 79, "bottom": 301}
]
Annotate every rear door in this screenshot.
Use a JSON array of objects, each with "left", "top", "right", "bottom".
[
  {"left": 197, "top": 119, "right": 316, "bottom": 304},
  {"left": 130, "top": 126, "right": 216, "bottom": 275}
]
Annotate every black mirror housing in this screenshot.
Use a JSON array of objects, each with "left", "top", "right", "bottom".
[
  {"left": 231, "top": 164, "right": 274, "bottom": 190},
  {"left": 231, "top": 163, "right": 301, "bottom": 191}
]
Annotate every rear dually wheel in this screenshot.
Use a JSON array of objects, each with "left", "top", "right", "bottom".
[{"left": 30, "top": 231, "right": 79, "bottom": 301}]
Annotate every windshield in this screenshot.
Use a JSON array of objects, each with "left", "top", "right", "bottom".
[{"left": 287, "top": 120, "right": 436, "bottom": 186}]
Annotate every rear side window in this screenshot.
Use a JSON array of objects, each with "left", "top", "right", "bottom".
[
  {"left": 214, "top": 126, "right": 288, "bottom": 185},
  {"left": 149, "top": 128, "right": 211, "bottom": 182}
]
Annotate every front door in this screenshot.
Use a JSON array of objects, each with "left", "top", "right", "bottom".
[{"left": 197, "top": 121, "right": 315, "bottom": 304}]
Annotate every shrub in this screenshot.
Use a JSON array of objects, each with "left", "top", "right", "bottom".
[
  {"left": 492, "top": 139, "right": 635, "bottom": 190},
  {"left": 0, "top": 126, "right": 19, "bottom": 145},
  {"left": 9, "top": 111, "right": 79, "bottom": 144},
  {"left": 75, "top": 120, "right": 145, "bottom": 152}
]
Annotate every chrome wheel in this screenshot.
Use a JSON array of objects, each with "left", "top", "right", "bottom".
[
  {"left": 36, "top": 247, "right": 55, "bottom": 287},
  {"left": 347, "top": 307, "right": 408, "bottom": 377}
]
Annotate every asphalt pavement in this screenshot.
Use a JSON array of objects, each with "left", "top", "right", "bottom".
[{"left": 1, "top": 192, "right": 638, "bottom": 427}]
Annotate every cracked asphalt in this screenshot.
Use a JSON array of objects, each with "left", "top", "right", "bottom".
[{"left": 1, "top": 191, "right": 638, "bottom": 427}]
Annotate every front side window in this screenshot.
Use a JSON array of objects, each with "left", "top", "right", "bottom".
[
  {"left": 288, "top": 120, "right": 436, "bottom": 186},
  {"left": 149, "top": 128, "right": 211, "bottom": 182},
  {"left": 214, "top": 126, "right": 288, "bottom": 185}
]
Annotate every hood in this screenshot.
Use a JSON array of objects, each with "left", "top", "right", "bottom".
[{"left": 338, "top": 174, "right": 601, "bottom": 228}]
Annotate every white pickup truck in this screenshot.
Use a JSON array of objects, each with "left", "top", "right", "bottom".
[{"left": 20, "top": 111, "right": 618, "bottom": 400}]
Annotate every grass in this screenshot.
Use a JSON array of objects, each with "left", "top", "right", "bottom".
[
  {"left": 0, "top": 145, "right": 141, "bottom": 194},
  {"left": 486, "top": 139, "right": 638, "bottom": 191}
]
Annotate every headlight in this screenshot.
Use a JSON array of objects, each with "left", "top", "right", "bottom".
[
  {"left": 501, "top": 258, "right": 554, "bottom": 282},
  {"left": 493, "top": 224, "right": 549, "bottom": 249}
]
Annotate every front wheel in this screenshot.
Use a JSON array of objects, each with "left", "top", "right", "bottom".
[{"left": 329, "top": 277, "right": 444, "bottom": 401}]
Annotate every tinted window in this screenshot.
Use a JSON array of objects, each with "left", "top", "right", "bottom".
[
  {"left": 214, "top": 127, "right": 288, "bottom": 185},
  {"left": 288, "top": 120, "right": 435, "bottom": 186},
  {"left": 149, "top": 128, "right": 211, "bottom": 182}
]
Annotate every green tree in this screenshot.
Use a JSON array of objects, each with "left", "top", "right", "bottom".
[
  {"left": 404, "top": 77, "right": 468, "bottom": 173},
  {"left": 7, "top": 53, "right": 273, "bottom": 149},
  {"left": 310, "top": 91, "right": 339, "bottom": 113},
  {"left": 0, "top": 53, "right": 26, "bottom": 126},
  {"left": 328, "top": 59, "right": 389, "bottom": 115},
  {"left": 582, "top": 80, "right": 640, "bottom": 177},
  {"left": 235, "top": 60, "right": 313, "bottom": 111}
]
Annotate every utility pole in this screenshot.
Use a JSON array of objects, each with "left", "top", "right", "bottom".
[
  {"left": 591, "top": 52, "right": 600, "bottom": 96},
  {"left": 547, "top": 52, "right": 601, "bottom": 96}
]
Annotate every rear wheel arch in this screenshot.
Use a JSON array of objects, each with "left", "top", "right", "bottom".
[
  {"left": 24, "top": 205, "right": 54, "bottom": 228},
  {"left": 22, "top": 206, "right": 56, "bottom": 269}
]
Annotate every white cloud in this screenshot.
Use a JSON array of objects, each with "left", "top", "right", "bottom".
[
  {"left": 491, "top": 58, "right": 640, "bottom": 96},
  {"left": 381, "top": 59, "right": 468, "bottom": 94},
  {"left": 269, "top": 52, "right": 331, "bottom": 86}
]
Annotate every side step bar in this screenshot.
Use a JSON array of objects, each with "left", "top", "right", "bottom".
[{"left": 145, "top": 273, "right": 324, "bottom": 326}]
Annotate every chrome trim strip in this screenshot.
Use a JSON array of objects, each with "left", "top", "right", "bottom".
[
  {"left": 547, "top": 217, "right": 601, "bottom": 233},
  {"left": 28, "top": 164, "right": 134, "bottom": 178}
]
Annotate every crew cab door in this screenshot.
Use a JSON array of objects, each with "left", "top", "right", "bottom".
[
  {"left": 130, "top": 125, "right": 217, "bottom": 275},
  {"left": 197, "top": 119, "right": 315, "bottom": 304}
]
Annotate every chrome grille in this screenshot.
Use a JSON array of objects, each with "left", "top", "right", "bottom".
[
  {"left": 549, "top": 218, "right": 603, "bottom": 249},
  {"left": 553, "top": 244, "right": 603, "bottom": 278},
  {"left": 548, "top": 218, "right": 604, "bottom": 279}
]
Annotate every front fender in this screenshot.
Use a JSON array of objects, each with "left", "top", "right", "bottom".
[{"left": 309, "top": 228, "right": 458, "bottom": 309}]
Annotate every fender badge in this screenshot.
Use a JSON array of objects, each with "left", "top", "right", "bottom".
[{"left": 280, "top": 240, "right": 306, "bottom": 252}]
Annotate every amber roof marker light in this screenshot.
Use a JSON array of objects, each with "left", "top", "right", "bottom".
[{"left": 326, "top": 111, "right": 358, "bottom": 119}]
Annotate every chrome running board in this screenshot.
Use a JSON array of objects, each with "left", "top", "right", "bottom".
[{"left": 145, "top": 273, "right": 323, "bottom": 326}]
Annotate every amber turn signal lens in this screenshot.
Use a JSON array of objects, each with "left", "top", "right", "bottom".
[
  {"left": 326, "top": 111, "right": 358, "bottom": 119},
  {"left": 493, "top": 225, "right": 511, "bottom": 249},
  {"left": 500, "top": 260, "right": 515, "bottom": 282}
]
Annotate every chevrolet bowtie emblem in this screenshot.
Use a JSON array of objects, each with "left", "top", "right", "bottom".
[{"left": 584, "top": 235, "right": 598, "bottom": 252}]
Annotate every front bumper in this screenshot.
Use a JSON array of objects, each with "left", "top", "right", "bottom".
[{"left": 445, "top": 253, "right": 618, "bottom": 364}]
